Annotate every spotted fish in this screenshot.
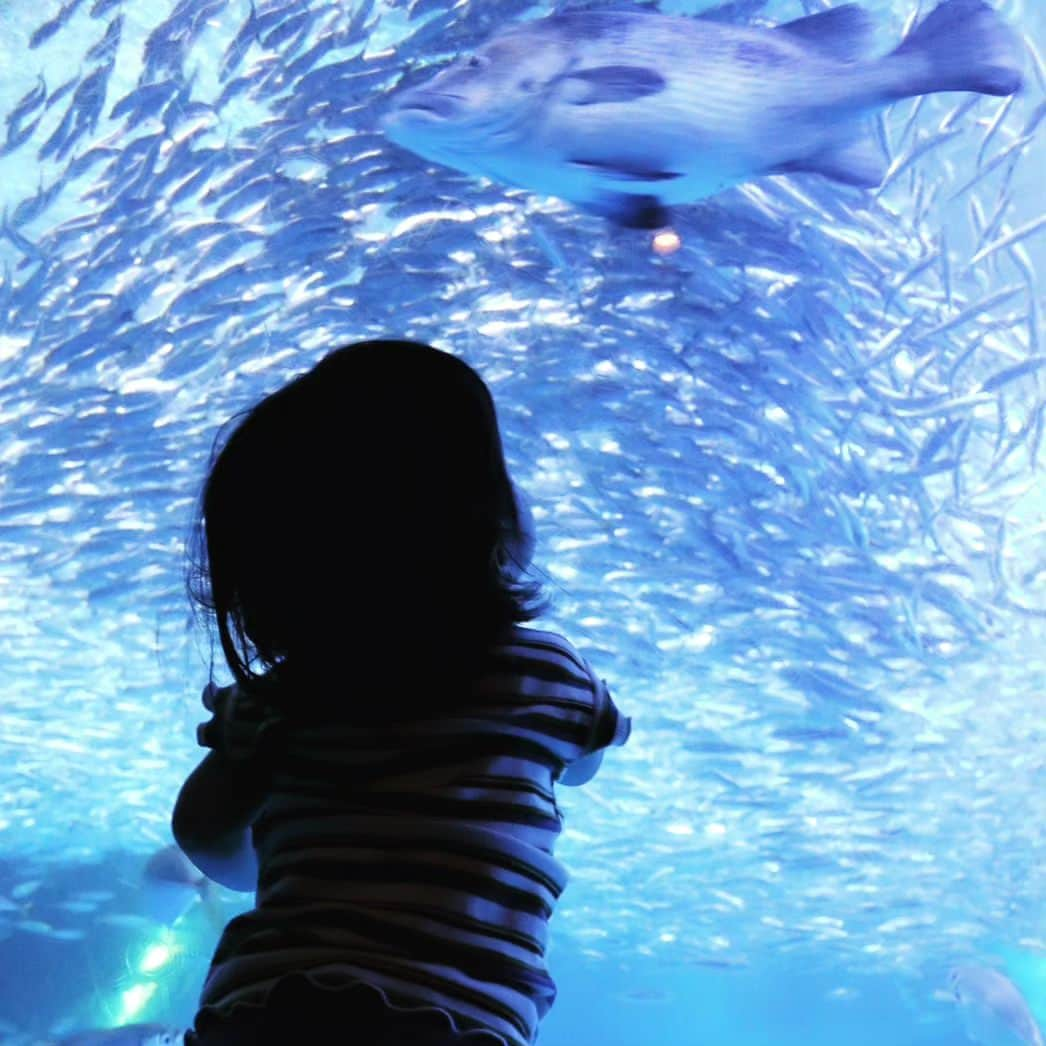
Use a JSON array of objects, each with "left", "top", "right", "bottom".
[{"left": 384, "top": 0, "right": 1024, "bottom": 228}]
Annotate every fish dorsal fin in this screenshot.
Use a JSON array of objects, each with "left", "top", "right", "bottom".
[{"left": 777, "top": 4, "right": 877, "bottom": 63}]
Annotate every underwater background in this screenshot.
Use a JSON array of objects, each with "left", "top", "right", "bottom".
[{"left": 0, "top": 0, "right": 1043, "bottom": 1042}]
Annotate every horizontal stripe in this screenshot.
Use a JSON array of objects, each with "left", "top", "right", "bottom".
[
  {"left": 253, "top": 815, "right": 568, "bottom": 900},
  {"left": 213, "top": 900, "right": 548, "bottom": 984},
  {"left": 272, "top": 747, "right": 563, "bottom": 791},
  {"left": 252, "top": 899, "right": 547, "bottom": 960},
  {"left": 197, "top": 625, "right": 628, "bottom": 1045},
  {"left": 257, "top": 857, "right": 554, "bottom": 917},
  {"left": 255, "top": 827, "right": 564, "bottom": 893}
]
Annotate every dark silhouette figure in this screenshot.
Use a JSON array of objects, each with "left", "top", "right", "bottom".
[{"left": 174, "top": 341, "right": 630, "bottom": 1046}]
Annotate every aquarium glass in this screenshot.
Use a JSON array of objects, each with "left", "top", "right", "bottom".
[{"left": 0, "top": 0, "right": 1043, "bottom": 1042}]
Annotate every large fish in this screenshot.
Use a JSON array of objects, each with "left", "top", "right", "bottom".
[
  {"left": 950, "top": 965, "right": 1045, "bottom": 1046},
  {"left": 383, "top": 0, "right": 1024, "bottom": 228},
  {"left": 142, "top": 844, "right": 225, "bottom": 931}
]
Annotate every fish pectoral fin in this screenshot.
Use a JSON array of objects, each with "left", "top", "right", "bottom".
[
  {"left": 568, "top": 157, "right": 683, "bottom": 183},
  {"left": 771, "top": 134, "right": 887, "bottom": 188},
  {"left": 557, "top": 65, "right": 667, "bottom": 105},
  {"left": 580, "top": 192, "right": 671, "bottom": 229},
  {"left": 776, "top": 5, "right": 877, "bottom": 63}
]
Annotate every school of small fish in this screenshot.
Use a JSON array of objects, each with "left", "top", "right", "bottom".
[{"left": 0, "top": 0, "right": 1043, "bottom": 1034}]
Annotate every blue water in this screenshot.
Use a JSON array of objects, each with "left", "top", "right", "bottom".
[{"left": 0, "top": 0, "right": 1044, "bottom": 1042}]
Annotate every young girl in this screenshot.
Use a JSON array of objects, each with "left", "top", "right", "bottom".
[{"left": 174, "top": 340, "right": 631, "bottom": 1046}]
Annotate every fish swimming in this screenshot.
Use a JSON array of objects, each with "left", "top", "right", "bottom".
[
  {"left": 142, "top": 843, "right": 224, "bottom": 930},
  {"left": 54, "top": 1024, "right": 182, "bottom": 1046},
  {"left": 950, "top": 965, "right": 1045, "bottom": 1046},
  {"left": 383, "top": 0, "right": 1024, "bottom": 228}
]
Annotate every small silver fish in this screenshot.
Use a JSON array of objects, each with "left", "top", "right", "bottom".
[
  {"left": 384, "top": 0, "right": 1023, "bottom": 228},
  {"left": 951, "top": 965, "right": 1045, "bottom": 1046},
  {"left": 55, "top": 1024, "right": 182, "bottom": 1046}
]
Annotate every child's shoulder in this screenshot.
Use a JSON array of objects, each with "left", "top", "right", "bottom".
[
  {"left": 497, "top": 622, "right": 574, "bottom": 648},
  {"left": 494, "top": 624, "right": 591, "bottom": 674}
]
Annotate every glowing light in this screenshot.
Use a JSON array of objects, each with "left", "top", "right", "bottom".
[
  {"left": 118, "top": 982, "right": 157, "bottom": 1023},
  {"left": 140, "top": 940, "right": 176, "bottom": 974},
  {"left": 105, "top": 930, "right": 180, "bottom": 1025},
  {"left": 652, "top": 229, "right": 681, "bottom": 255}
]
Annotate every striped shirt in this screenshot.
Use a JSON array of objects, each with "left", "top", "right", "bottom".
[{"left": 195, "top": 625, "right": 631, "bottom": 1046}]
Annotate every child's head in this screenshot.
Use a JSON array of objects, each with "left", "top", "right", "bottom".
[{"left": 187, "top": 340, "right": 543, "bottom": 708}]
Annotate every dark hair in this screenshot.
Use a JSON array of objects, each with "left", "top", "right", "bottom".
[{"left": 186, "top": 340, "right": 545, "bottom": 720}]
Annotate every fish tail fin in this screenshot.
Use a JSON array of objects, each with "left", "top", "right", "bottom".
[
  {"left": 884, "top": 0, "right": 1023, "bottom": 99},
  {"left": 200, "top": 880, "right": 228, "bottom": 935}
]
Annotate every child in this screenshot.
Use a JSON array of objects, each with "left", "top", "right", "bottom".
[{"left": 174, "top": 340, "right": 631, "bottom": 1046}]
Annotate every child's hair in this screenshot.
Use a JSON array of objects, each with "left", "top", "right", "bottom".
[{"left": 186, "top": 339, "right": 545, "bottom": 719}]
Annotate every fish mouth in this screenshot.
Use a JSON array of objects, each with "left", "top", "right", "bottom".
[{"left": 389, "top": 93, "right": 463, "bottom": 121}]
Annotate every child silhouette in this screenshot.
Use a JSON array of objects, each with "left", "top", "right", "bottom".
[{"left": 175, "top": 341, "right": 631, "bottom": 1045}]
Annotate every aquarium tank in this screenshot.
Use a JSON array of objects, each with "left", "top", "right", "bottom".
[{"left": 0, "top": 0, "right": 1043, "bottom": 1043}]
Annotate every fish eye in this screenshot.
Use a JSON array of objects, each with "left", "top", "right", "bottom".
[
  {"left": 520, "top": 78, "right": 535, "bottom": 91},
  {"left": 466, "top": 55, "right": 484, "bottom": 69}
]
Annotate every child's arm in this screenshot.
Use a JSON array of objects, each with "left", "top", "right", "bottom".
[
  {"left": 172, "top": 750, "right": 267, "bottom": 892},
  {"left": 557, "top": 671, "right": 631, "bottom": 787},
  {"left": 558, "top": 748, "right": 604, "bottom": 786}
]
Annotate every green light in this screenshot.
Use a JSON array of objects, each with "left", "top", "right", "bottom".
[
  {"left": 140, "top": 940, "right": 176, "bottom": 974},
  {"left": 118, "top": 982, "right": 157, "bottom": 1023},
  {"left": 105, "top": 928, "right": 181, "bottom": 1025}
]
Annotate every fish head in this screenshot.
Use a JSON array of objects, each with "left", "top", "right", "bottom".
[
  {"left": 142, "top": 844, "right": 209, "bottom": 927},
  {"left": 144, "top": 845, "right": 204, "bottom": 888},
  {"left": 950, "top": 963, "right": 1008, "bottom": 1002},
  {"left": 950, "top": 963, "right": 1004, "bottom": 1007},
  {"left": 384, "top": 23, "right": 573, "bottom": 172},
  {"left": 948, "top": 965, "right": 1044, "bottom": 1046}
]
